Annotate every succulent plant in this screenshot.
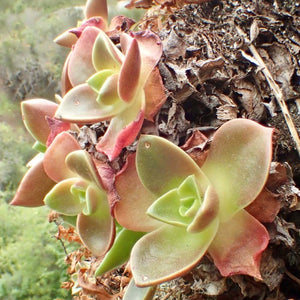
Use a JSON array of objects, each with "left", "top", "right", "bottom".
[
  {"left": 43, "top": 139, "right": 115, "bottom": 256},
  {"left": 114, "top": 119, "right": 273, "bottom": 286},
  {"left": 11, "top": 98, "right": 114, "bottom": 256},
  {"left": 10, "top": 1, "right": 278, "bottom": 298},
  {"left": 54, "top": 26, "right": 164, "bottom": 160},
  {"left": 52, "top": 0, "right": 165, "bottom": 161}
]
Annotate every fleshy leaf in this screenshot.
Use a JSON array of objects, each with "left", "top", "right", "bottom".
[
  {"left": 61, "top": 52, "right": 73, "bottom": 96},
  {"left": 92, "top": 30, "right": 123, "bottom": 71},
  {"left": 121, "top": 30, "right": 162, "bottom": 86},
  {"left": 201, "top": 119, "right": 273, "bottom": 221},
  {"left": 77, "top": 184, "right": 114, "bottom": 256},
  {"left": 69, "top": 17, "right": 106, "bottom": 38},
  {"left": 96, "top": 73, "right": 128, "bottom": 114},
  {"left": 136, "top": 135, "right": 209, "bottom": 197},
  {"left": 10, "top": 158, "right": 55, "bottom": 207},
  {"left": 54, "top": 29, "right": 78, "bottom": 48},
  {"left": 118, "top": 38, "right": 141, "bottom": 103},
  {"left": 123, "top": 279, "right": 157, "bottom": 300},
  {"left": 114, "top": 153, "right": 160, "bottom": 232},
  {"left": 85, "top": 0, "right": 108, "bottom": 23},
  {"left": 55, "top": 83, "right": 120, "bottom": 123},
  {"left": 95, "top": 228, "right": 145, "bottom": 276},
  {"left": 147, "top": 175, "right": 201, "bottom": 227},
  {"left": 44, "top": 178, "right": 87, "bottom": 215},
  {"left": 43, "top": 132, "right": 81, "bottom": 183},
  {"left": 187, "top": 185, "right": 219, "bottom": 233},
  {"left": 45, "top": 117, "right": 71, "bottom": 147},
  {"left": 96, "top": 92, "right": 145, "bottom": 160},
  {"left": 66, "top": 150, "right": 102, "bottom": 187},
  {"left": 208, "top": 209, "right": 269, "bottom": 279},
  {"left": 87, "top": 69, "right": 115, "bottom": 93},
  {"left": 21, "top": 99, "right": 58, "bottom": 145},
  {"left": 245, "top": 187, "right": 280, "bottom": 223},
  {"left": 32, "top": 141, "right": 47, "bottom": 153},
  {"left": 131, "top": 219, "right": 219, "bottom": 287},
  {"left": 68, "top": 26, "right": 100, "bottom": 86}
]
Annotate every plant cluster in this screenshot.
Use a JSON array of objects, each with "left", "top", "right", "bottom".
[{"left": 11, "top": 0, "right": 276, "bottom": 298}]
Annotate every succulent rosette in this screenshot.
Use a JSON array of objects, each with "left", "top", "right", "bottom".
[
  {"left": 54, "top": 25, "right": 164, "bottom": 160},
  {"left": 43, "top": 133, "right": 115, "bottom": 256},
  {"left": 114, "top": 119, "right": 273, "bottom": 286},
  {"left": 11, "top": 99, "right": 114, "bottom": 256}
]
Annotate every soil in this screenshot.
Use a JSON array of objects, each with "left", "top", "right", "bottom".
[{"left": 58, "top": 0, "right": 300, "bottom": 299}]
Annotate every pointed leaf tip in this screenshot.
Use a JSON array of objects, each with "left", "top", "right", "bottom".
[
  {"left": 21, "top": 99, "right": 58, "bottom": 145},
  {"left": 10, "top": 159, "right": 55, "bottom": 207},
  {"left": 85, "top": 0, "right": 108, "bottom": 23},
  {"left": 118, "top": 38, "right": 141, "bottom": 103}
]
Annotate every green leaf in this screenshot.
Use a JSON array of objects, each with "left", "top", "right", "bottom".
[
  {"left": 92, "top": 30, "right": 123, "bottom": 71},
  {"left": 201, "top": 119, "right": 273, "bottom": 221},
  {"left": 131, "top": 219, "right": 219, "bottom": 287},
  {"left": 136, "top": 135, "right": 209, "bottom": 197},
  {"left": 77, "top": 184, "right": 114, "bottom": 256},
  {"left": 147, "top": 175, "right": 202, "bottom": 227},
  {"left": 95, "top": 228, "right": 145, "bottom": 276},
  {"left": 87, "top": 69, "right": 115, "bottom": 93},
  {"left": 32, "top": 141, "right": 47, "bottom": 153},
  {"left": 147, "top": 189, "right": 191, "bottom": 227},
  {"left": 123, "top": 279, "right": 156, "bottom": 300},
  {"left": 97, "top": 73, "right": 126, "bottom": 108},
  {"left": 187, "top": 185, "right": 219, "bottom": 233},
  {"left": 65, "top": 150, "right": 102, "bottom": 187},
  {"left": 44, "top": 178, "right": 86, "bottom": 215},
  {"left": 55, "top": 83, "right": 126, "bottom": 123}
]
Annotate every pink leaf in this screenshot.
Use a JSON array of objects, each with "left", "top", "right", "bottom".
[
  {"left": 245, "top": 187, "right": 280, "bottom": 223},
  {"left": 114, "top": 153, "right": 160, "bottom": 232},
  {"left": 96, "top": 98, "right": 145, "bottom": 160},
  {"left": 69, "top": 17, "right": 106, "bottom": 38},
  {"left": 46, "top": 116, "right": 71, "bottom": 147},
  {"left": 43, "top": 132, "right": 81, "bottom": 183},
  {"left": 68, "top": 27, "right": 100, "bottom": 86},
  {"left": 118, "top": 38, "right": 141, "bottom": 103},
  {"left": 61, "top": 52, "right": 73, "bottom": 96},
  {"left": 93, "top": 159, "right": 119, "bottom": 214},
  {"left": 10, "top": 158, "right": 55, "bottom": 207},
  {"left": 85, "top": 0, "right": 108, "bottom": 24},
  {"left": 121, "top": 30, "right": 162, "bottom": 86},
  {"left": 208, "top": 209, "right": 269, "bottom": 279}
]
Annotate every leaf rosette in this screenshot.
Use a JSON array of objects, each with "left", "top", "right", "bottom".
[
  {"left": 55, "top": 26, "right": 164, "bottom": 160},
  {"left": 42, "top": 133, "right": 115, "bottom": 256},
  {"left": 114, "top": 119, "right": 273, "bottom": 286}
]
